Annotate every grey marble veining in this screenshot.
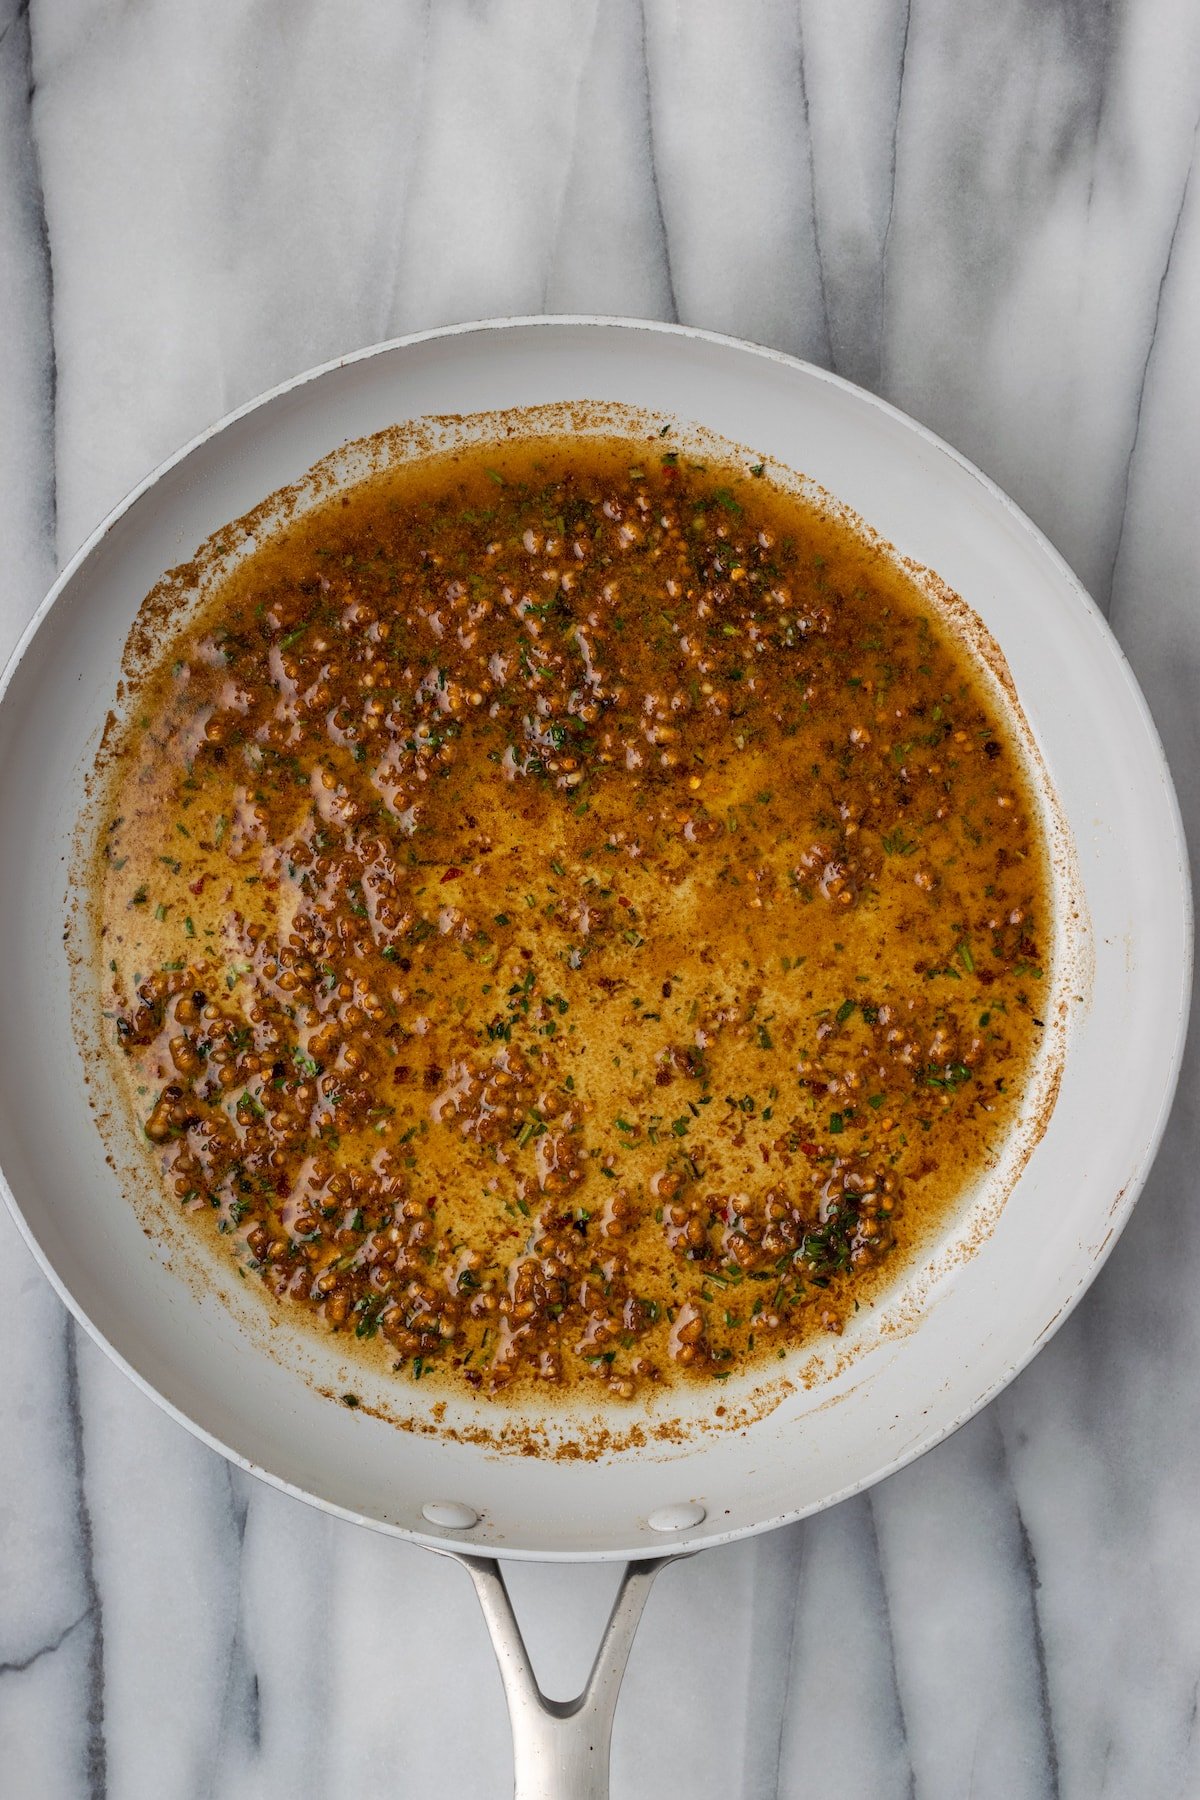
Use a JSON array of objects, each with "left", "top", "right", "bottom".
[{"left": 2, "top": 2, "right": 1199, "bottom": 1795}]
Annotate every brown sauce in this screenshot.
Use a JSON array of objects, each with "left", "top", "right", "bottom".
[{"left": 90, "top": 432, "right": 1050, "bottom": 1403}]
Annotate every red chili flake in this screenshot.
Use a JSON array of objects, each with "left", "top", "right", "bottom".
[
  {"left": 441, "top": 866, "right": 464, "bottom": 882},
  {"left": 189, "top": 876, "right": 206, "bottom": 896},
  {"left": 800, "top": 1142, "right": 820, "bottom": 1157},
  {"left": 618, "top": 895, "right": 630, "bottom": 907},
  {"left": 760, "top": 1145, "right": 771, "bottom": 1164}
]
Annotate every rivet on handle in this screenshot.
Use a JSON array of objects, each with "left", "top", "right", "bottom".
[
  {"left": 422, "top": 1499, "right": 480, "bottom": 1530},
  {"left": 647, "top": 1502, "right": 706, "bottom": 1532}
]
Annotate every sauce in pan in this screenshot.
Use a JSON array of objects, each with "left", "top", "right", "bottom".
[{"left": 92, "top": 432, "right": 1050, "bottom": 1401}]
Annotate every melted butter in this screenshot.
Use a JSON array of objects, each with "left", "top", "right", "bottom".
[{"left": 90, "top": 434, "right": 1050, "bottom": 1404}]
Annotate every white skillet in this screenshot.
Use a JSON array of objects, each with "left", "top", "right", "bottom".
[{"left": 0, "top": 319, "right": 1189, "bottom": 1799}]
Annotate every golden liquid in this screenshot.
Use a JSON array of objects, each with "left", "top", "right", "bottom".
[{"left": 92, "top": 434, "right": 1050, "bottom": 1403}]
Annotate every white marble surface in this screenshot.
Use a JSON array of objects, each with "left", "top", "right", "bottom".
[{"left": 1, "top": 2, "right": 1199, "bottom": 1794}]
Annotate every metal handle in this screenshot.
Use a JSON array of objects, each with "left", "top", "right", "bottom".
[{"left": 435, "top": 1550, "right": 679, "bottom": 1799}]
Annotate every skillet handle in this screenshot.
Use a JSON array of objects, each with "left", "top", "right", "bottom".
[{"left": 435, "top": 1549, "right": 680, "bottom": 1799}]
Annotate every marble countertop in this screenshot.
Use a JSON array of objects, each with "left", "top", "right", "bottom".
[{"left": 2, "top": 2, "right": 1199, "bottom": 1794}]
